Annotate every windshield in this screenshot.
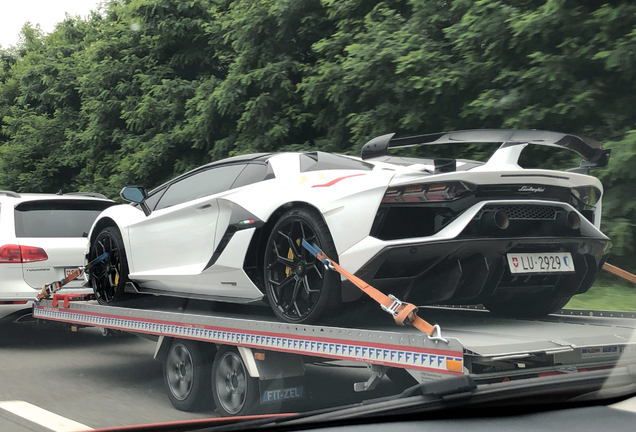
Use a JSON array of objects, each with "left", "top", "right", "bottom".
[{"left": 1, "top": 0, "right": 635, "bottom": 430}]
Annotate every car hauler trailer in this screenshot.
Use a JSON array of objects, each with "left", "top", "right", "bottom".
[{"left": 33, "top": 296, "right": 636, "bottom": 416}]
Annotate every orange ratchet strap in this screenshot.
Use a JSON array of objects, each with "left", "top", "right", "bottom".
[
  {"left": 603, "top": 263, "right": 636, "bottom": 285},
  {"left": 301, "top": 240, "right": 447, "bottom": 342},
  {"left": 36, "top": 252, "right": 109, "bottom": 301}
]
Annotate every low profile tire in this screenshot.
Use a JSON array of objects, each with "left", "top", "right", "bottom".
[
  {"left": 212, "top": 346, "right": 260, "bottom": 417},
  {"left": 163, "top": 339, "right": 215, "bottom": 412},
  {"left": 264, "top": 208, "right": 340, "bottom": 324},
  {"left": 90, "top": 227, "right": 130, "bottom": 305},
  {"left": 483, "top": 292, "right": 572, "bottom": 318}
]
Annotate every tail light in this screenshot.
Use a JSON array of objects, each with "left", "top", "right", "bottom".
[
  {"left": 570, "top": 186, "right": 600, "bottom": 224},
  {"left": 0, "top": 245, "right": 48, "bottom": 263},
  {"left": 0, "top": 245, "right": 21, "bottom": 263},
  {"left": 21, "top": 246, "right": 49, "bottom": 262},
  {"left": 382, "top": 181, "right": 477, "bottom": 203},
  {"left": 570, "top": 186, "right": 601, "bottom": 208}
]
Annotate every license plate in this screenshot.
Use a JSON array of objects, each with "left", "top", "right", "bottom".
[
  {"left": 261, "top": 386, "right": 304, "bottom": 404},
  {"left": 65, "top": 268, "right": 77, "bottom": 277},
  {"left": 507, "top": 252, "right": 575, "bottom": 274}
]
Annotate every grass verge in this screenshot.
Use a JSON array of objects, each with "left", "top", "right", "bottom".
[{"left": 565, "top": 283, "right": 636, "bottom": 311}]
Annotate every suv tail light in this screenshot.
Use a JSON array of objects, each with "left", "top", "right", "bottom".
[
  {"left": 21, "top": 246, "right": 49, "bottom": 262},
  {"left": 0, "top": 245, "right": 21, "bottom": 263},
  {"left": 0, "top": 245, "right": 48, "bottom": 263}
]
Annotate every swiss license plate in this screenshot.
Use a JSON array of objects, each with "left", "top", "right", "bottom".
[
  {"left": 65, "top": 268, "right": 76, "bottom": 277},
  {"left": 507, "top": 252, "right": 575, "bottom": 274}
]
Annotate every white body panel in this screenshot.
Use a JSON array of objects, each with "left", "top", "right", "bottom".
[
  {"left": 127, "top": 197, "right": 220, "bottom": 276},
  {"left": 87, "top": 147, "right": 608, "bottom": 307}
]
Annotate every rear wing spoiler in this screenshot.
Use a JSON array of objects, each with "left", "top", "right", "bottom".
[{"left": 361, "top": 130, "right": 611, "bottom": 172}]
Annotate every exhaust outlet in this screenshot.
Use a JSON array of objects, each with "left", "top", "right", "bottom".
[
  {"left": 481, "top": 209, "right": 510, "bottom": 232},
  {"left": 557, "top": 211, "right": 580, "bottom": 230}
]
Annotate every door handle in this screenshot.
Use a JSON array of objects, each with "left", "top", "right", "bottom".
[{"left": 196, "top": 204, "right": 212, "bottom": 212}]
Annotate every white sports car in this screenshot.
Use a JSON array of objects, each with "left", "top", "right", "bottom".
[{"left": 86, "top": 130, "right": 611, "bottom": 324}]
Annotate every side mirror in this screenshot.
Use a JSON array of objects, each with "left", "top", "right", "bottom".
[
  {"left": 120, "top": 186, "right": 148, "bottom": 203},
  {"left": 120, "top": 186, "right": 151, "bottom": 216}
]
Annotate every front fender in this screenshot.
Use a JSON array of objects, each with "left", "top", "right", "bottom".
[{"left": 86, "top": 203, "right": 147, "bottom": 262}]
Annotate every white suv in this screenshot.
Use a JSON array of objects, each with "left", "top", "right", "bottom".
[{"left": 0, "top": 191, "right": 114, "bottom": 323}]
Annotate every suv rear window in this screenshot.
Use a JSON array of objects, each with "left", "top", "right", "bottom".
[{"left": 14, "top": 200, "right": 113, "bottom": 238}]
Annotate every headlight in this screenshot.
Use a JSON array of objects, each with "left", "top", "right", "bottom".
[{"left": 382, "top": 181, "right": 477, "bottom": 203}]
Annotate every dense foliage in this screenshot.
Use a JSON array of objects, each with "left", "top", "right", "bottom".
[{"left": 0, "top": 0, "right": 635, "bottom": 272}]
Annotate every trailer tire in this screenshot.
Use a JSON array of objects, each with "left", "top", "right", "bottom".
[
  {"left": 212, "top": 346, "right": 260, "bottom": 417},
  {"left": 163, "top": 339, "right": 215, "bottom": 412},
  {"left": 483, "top": 292, "right": 572, "bottom": 318}
]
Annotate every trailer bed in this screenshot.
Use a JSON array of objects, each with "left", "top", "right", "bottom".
[{"left": 33, "top": 297, "right": 636, "bottom": 382}]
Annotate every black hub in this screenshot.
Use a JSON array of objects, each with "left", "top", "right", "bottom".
[{"left": 294, "top": 261, "right": 307, "bottom": 278}]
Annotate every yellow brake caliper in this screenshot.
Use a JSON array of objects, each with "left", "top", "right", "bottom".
[
  {"left": 285, "top": 239, "right": 302, "bottom": 277},
  {"left": 114, "top": 263, "right": 120, "bottom": 290}
]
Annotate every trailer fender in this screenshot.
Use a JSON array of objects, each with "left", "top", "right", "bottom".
[
  {"left": 238, "top": 347, "right": 305, "bottom": 380},
  {"left": 154, "top": 336, "right": 173, "bottom": 361}
]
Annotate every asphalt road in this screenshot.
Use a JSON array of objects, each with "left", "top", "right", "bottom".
[{"left": 0, "top": 322, "right": 403, "bottom": 431}]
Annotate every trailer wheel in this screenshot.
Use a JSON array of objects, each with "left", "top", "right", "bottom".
[
  {"left": 90, "top": 227, "right": 130, "bottom": 305},
  {"left": 483, "top": 292, "right": 572, "bottom": 318},
  {"left": 212, "top": 346, "right": 260, "bottom": 417},
  {"left": 163, "top": 339, "right": 215, "bottom": 412},
  {"left": 264, "top": 208, "right": 340, "bottom": 324}
]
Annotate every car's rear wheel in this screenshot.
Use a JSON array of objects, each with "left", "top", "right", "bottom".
[
  {"left": 483, "top": 292, "right": 572, "bottom": 318},
  {"left": 90, "top": 227, "right": 130, "bottom": 305},
  {"left": 264, "top": 208, "right": 340, "bottom": 324}
]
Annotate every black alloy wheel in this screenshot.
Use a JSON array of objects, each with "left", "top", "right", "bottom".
[
  {"left": 264, "top": 208, "right": 340, "bottom": 324},
  {"left": 90, "top": 227, "right": 130, "bottom": 305}
]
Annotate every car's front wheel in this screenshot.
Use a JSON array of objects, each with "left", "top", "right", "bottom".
[
  {"left": 89, "top": 226, "right": 130, "bottom": 305},
  {"left": 264, "top": 208, "right": 340, "bottom": 324}
]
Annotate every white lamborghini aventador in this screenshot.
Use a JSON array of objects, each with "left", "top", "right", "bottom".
[{"left": 86, "top": 130, "right": 611, "bottom": 324}]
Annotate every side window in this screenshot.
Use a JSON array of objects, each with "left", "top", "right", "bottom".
[
  {"left": 144, "top": 187, "right": 166, "bottom": 211},
  {"left": 155, "top": 164, "right": 246, "bottom": 210},
  {"left": 230, "top": 163, "right": 274, "bottom": 189}
]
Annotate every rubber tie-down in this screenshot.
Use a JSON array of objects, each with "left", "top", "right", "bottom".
[{"left": 301, "top": 239, "right": 448, "bottom": 343}]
